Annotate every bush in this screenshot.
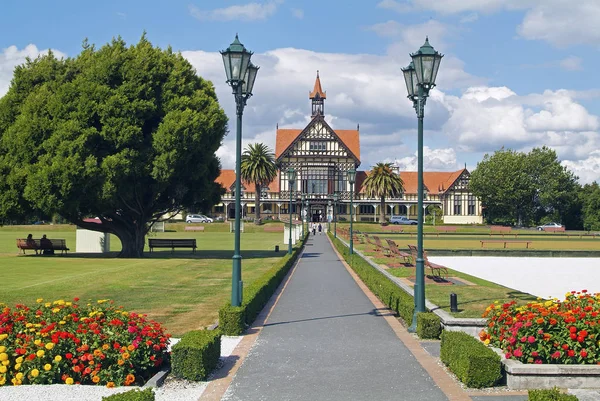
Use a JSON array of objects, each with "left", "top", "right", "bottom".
[
  {"left": 417, "top": 312, "right": 441, "bottom": 339},
  {"left": 440, "top": 331, "right": 502, "bottom": 388},
  {"left": 218, "top": 237, "right": 305, "bottom": 335},
  {"left": 171, "top": 330, "right": 221, "bottom": 381},
  {"left": 102, "top": 388, "right": 155, "bottom": 401},
  {"left": 482, "top": 291, "right": 600, "bottom": 364},
  {"left": 0, "top": 299, "right": 170, "bottom": 387},
  {"left": 528, "top": 388, "right": 578, "bottom": 401},
  {"left": 329, "top": 235, "right": 415, "bottom": 326}
]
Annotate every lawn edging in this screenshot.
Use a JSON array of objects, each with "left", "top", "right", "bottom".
[
  {"left": 427, "top": 249, "right": 600, "bottom": 257},
  {"left": 336, "top": 236, "right": 486, "bottom": 336}
]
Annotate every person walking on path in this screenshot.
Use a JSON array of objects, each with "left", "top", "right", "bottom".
[
  {"left": 317, "top": 222, "right": 322, "bottom": 234},
  {"left": 220, "top": 233, "right": 452, "bottom": 401}
]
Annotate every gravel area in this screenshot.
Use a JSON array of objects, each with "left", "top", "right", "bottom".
[{"left": 0, "top": 335, "right": 242, "bottom": 401}]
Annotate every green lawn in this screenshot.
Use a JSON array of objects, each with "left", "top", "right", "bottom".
[{"left": 1, "top": 224, "right": 289, "bottom": 336}]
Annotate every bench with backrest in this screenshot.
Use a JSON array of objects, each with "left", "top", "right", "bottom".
[
  {"left": 184, "top": 226, "right": 205, "bottom": 232},
  {"left": 489, "top": 226, "right": 516, "bottom": 237},
  {"left": 385, "top": 239, "right": 412, "bottom": 264},
  {"left": 381, "top": 225, "right": 404, "bottom": 233},
  {"left": 407, "top": 245, "right": 448, "bottom": 278},
  {"left": 148, "top": 238, "right": 197, "bottom": 253},
  {"left": 264, "top": 226, "right": 284, "bottom": 233},
  {"left": 372, "top": 235, "right": 391, "bottom": 256},
  {"left": 480, "top": 239, "right": 532, "bottom": 249},
  {"left": 17, "top": 238, "right": 70, "bottom": 255},
  {"left": 542, "top": 226, "right": 566, "bottom": 232}
]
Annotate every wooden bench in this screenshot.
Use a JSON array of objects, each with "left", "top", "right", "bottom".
[
  {"left": 407, "top": 245, "right": 448, "bottom": 278},
  {"left": 489, "top": 226, "right": 516, "bottom": 237},
  {"left": 148, "top": 238, "right": 197, "bottom": 253},
  {"left": 480, "top": 240, "right": 532, "bottom": 249},
  {"left": 542, "top": 226, "right": 566, "bottom": 232},
  {"left": 385, "top": 239, "right": 412, "bottom": 264},
  {"left": 435, "top": 226, "right": 457, "bottom": 234},
  {"left": 381, "top": 225, "right": 404, "bottom": 232},
  {"left": 264, "top": 226, "right": 284, "bottom": 232},
  {"left": 372, "top": 235, "right": 391, "bottom": 256},
  {"left": 17, "top": 238, "right": 70, "bottom": 255},
  {"left": 184, "top": 226, "right": 205, "bottom": 232}
]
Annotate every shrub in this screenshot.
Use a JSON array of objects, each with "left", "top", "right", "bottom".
[
  {"left": 218, "top": 237, "right": 305, "bottom": 335},
  {"left": 528, "top": 388, "right": 579, "bottom": 401},
  {"left": 102, "top": 388, "right": 155, "bottom": 401},
  {"left": 0, "top": 299, "right": 170, "bottom": 387},
  {"left": 440, "top": 331, "right": 502, "bottom": 388},
  {"left": 482, "top": 291, "right": 600, "bottom": 364},
  {"left": 171, "top": 330, "right": 221, "bottom": 381},
  {"left": 417, "top": 312, "right": 441, "bottom": 339},
  {"left": 330, "top": 235, "right": 415, "bottom": 326}
]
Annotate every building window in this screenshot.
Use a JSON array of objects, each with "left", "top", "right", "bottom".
[
  {"left": 454, "top": 196, "right": 462, "bottom": 215},
  {"left": 309, "top": 141, "right": 326, "bottom": 151},
  {"left": 468, "top": 195, "right": 476, "bottom": 215},
  {"left": 359, "top": 205, "right": 375, "bottom": 214},
  {"left": 336, "top": 204, "right": 347, "bottom": 214}
]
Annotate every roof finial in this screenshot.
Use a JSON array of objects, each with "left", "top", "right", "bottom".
[
  {"left": 357, "top": 123, "right": 360, "bottom": 131},
  {"left": 317, "top": 70, "right": 319, "bottom": 78},
  {"left": 276, "top": 123, "right": 279, "bottom": 129}
]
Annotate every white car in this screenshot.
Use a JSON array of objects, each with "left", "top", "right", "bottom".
[
  {"left": 186, "top": 214, "right": 213, "bottom": 223},
  {"left": 536, "top": 222, "right": 563, "bottom": 231},
  {"left": 389, "top": 216, "right": 418, "bottom": 225}
]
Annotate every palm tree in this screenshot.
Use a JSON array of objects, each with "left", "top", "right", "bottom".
[
  {"left": 363, "top": 162, "right": 404, "bottom": 224},
  {"left": 240, "top": 143, "right": 277, "bottom": 224}
]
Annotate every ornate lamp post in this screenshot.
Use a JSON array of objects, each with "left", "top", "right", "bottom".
[
  {"left": 301, "top": 193, "right": 306, "bottom": 238},
  {"left": 327, "top": 200, "right": 332, "bottom": 233},
  {"left": 333, "top": 193, "right": 339, "bottom": 238},
  {"left": 221, "top": 35, "right": 259, "bottom": 307},
  {"left": 305, "top": 198, "right": 310, "bottom": 229},
  {"left": 287, "top": 167, "right": 296, "bottom": 254},
  {"left": 401, "top": 37, "right": 443, "bottom": 332},
  {"left": 347, "top": 169, "right": 356, "bottom": 254}
]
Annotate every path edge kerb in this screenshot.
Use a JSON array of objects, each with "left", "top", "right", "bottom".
[
  {"left": 327, "top": 234, "right": 473, "bottom": 401},
  {"left": 198, "top": 242, "right": 306, "bottom": 401}
]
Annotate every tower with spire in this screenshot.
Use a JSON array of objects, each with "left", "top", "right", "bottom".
[{"left": 309, "top": 70, "right": 326, "bottom": 117}]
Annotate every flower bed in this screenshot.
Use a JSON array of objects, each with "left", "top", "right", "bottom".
[
  {"left": 481, "top": 290, "right": 600, "bottom": 365},
  {"left": 0, "top": 298, "right": 170, "bottom": 387}
]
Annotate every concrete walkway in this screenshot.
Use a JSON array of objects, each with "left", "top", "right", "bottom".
[{"left": 221, "top": 233, "right": 451, "bottom": 401}]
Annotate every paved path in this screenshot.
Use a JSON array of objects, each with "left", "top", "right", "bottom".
[{"left": 222, "top": 233, "right": 449, "bottom": 401}]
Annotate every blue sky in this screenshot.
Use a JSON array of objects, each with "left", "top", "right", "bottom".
[{"left": 2, "top": 0, "right": 600, "bottom": 183}]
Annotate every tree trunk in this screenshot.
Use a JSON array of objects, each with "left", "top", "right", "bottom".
[
  {"left": 380, "top": 196, "right": 386, "bottom": 224},
  {"left": 113, "top": 223, "right": 147, "bottom": 258},
  {"left": 254, "top": 184, "right": 261, "bottom": 225}
]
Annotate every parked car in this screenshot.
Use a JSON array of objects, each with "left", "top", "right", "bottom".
[
  {"left": 186, "top": 214, "right": 212, "bottom": 223},
  {"left": 536, "top": 222, "right": 563, "bottom": 231},
  {"left": 389, "top": 216, "right": 418, "bottom": 225}
]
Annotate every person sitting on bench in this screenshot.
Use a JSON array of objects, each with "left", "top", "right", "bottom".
[
  {"left": 40, "top": 234, "right": 54, "bottom": 255},
  {"left": 26, "top": 233, "right": 38, "bottom": 255}
]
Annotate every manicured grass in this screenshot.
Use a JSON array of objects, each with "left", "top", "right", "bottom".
[{"left": 1, "top": 224, "right": 289, "bottom": 336}]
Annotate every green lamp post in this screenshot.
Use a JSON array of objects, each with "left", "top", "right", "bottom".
[
  {"left": 221, "top": 35, "right": 259, "bottom": 307},
  {"left": 333, "top": 193, "right": 339, "bottom": 238},
  {"left": 287, "top": 167, "right": 296, "bottom": 254},
  {"left": 347, "top": 169, "right": 356, "bottom": 254},
  {"left": 401, "top": 37, "right": 443, "bottom": 332},
  {"left": 301, "top": 193, "right": 306, "bottom": 238},
  {"left": 305, "top": 198, "right": 310, "bottom": 229}
]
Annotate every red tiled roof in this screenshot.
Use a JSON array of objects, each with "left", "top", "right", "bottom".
[
  {"left": 355, "top": 169, "right": 465, "bottom": 195},
  {"left": 336, "top": 130, "right": 360, "bottom": 161},
  {"left": 309, "top": 71, "right": 326, "bottom": 99},
  {"left": 216, "top": 169, "right": 280, "bottom": 193},
  {"left": 275, "top": 128, "right": 360, "bottom": 162}
]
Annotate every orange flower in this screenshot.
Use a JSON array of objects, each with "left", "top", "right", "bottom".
[
  {"left": 106, "top": 382, "right": 115, "bottom": 388},
  {"left": 92, "top": 375, "right": 100, "bottom": 384},
  {"left": 127, "top": 345, "right": 135, "bottom": 352},
  {"left": 536, "top": 318, "right": 544, "bottom": 324},
  {"left": 117, "top": 359, "right": 124, "bottom": 366}
]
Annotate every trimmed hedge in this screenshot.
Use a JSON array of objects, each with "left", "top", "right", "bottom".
[
  {"left": 171, "top": 329, "right": 221, "bottom": 381},
  {"left": 102, "top": 389, "right": 155, "bottom": 401},
  {"left": 417, "top": 312, "right": 441, "bottom": 339},
  {"left": 219, "top": 234, "right": 306, "bottom": 335},
  {"left": 528, "top": 388, "right": 578, "bottom": 401},
  {"left": 440, "top": 331, "right": 502, "bottom": 388},
  {"left": 329, "top": 235, "right": 415, "bottom": 326}
]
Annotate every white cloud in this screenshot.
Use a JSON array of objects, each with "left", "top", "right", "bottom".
[
  {"left": 460, "top": 13, "right": 479, "bottom": 23},
  {"left": 392, "top": 146, "right": 459, "bottom": 171},
  {"left": 377, "top": 0, "right": 413, "bottom": 13},
  {"left": 0, "top": 45, "right": 67, "bottom": 97},
  {"left": 189, "top": 1, "right": 283, "bottom": 22},
  {"left": 559, "top": 56, "right": 583, "bottom": 71},
  {"left": 563, "top": 152, "right": 600, "bottom": 185},
  {"left": 291, "top": 8, "right": 304, "bottom": 19}
]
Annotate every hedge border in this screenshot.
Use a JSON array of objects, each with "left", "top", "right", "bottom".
[{"left": 170, "top": 329, "right": 221, "bottom": 381}]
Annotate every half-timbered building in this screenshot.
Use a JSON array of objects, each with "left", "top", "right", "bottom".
[{"left": 212, "top": 73, "right": 482, "bottom": 224}]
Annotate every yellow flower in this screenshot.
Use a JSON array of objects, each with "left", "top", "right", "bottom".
[
  {"left": 97, "top": 299, "right": 108, "bottom": 304},
  {"left": 45, "top": 343, "right": 54, "bottom": 350},
  {"left": 484, "top": 339, "right": 490, "bottom": 345},
  {"left": 25, "top": 323, "right": 33, "bottom": 328},
  {"left": 2, "top": 360, "right": 9, "bottom": 366},
  {"left": 52, "top": 308, "right": 60, "bottom": 313},
  {"left": 0, "top": 353, "right": 7, "bottom": 362},
  {"left": 0, "top": 334, "right": 7, "bottom": 341},
  {"left": 54, "top": 355, "right": 62, "bottom": 362},
  {"left": 28, "top": 328, "right": 36, "bottom": 332},
  {"left": 34, "top": 339, "right": 41, "bottom": 346},
  {"left": 36, "top": 350, "right": 45, "bottom": 358},
  {"left": 30, "top": 369, "right": 39, "bottom": 378},
  {"left": 15, "top": 373, "right": 23, "bottom": 380},
  {"left": 44, "top": 303, "right": 51, "bottom": 308},
  {"left": 44, "top": 364, "right": 51, "bottom": 371},
  {"left": 14, "top": 363, "right": 21, "bottom": 370},
  {"left": 65, "top": 377, "right": 74, "bottom": 385},
  {"left": 0, "top": 377, "right": 5, "bottom": 385},
  {"left": 15, "top": 357, "right": 23, "bottom": 364},
  {"left": 0, "top": 365, "right": 6, "bottom": 373},
  {"left": 36, "top": 298, "right": 43, "bottom": 303},
  {"left": 0, "top": 346, "right": 5, "bottom": 353},
  {"left": 59, "top": 320, "right": 66, "bottom": 325},
  {"left": 65, "top": 302, "right": 72, "bottom": 307}
]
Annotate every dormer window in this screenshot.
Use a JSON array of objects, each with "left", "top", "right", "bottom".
[{"left": 309, "top": 141, "right": 326, "bottom": 151}]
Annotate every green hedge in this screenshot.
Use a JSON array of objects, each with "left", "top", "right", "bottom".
[
  {"left": 171, "top": 329, "right": 221, "bottom": 381},
  {"left": 417, "top": 312, "right": 441, "bottom": 339},
  {"left": 440, "top": 331, "right": 502, "bottom": 388},
  {"left": 329, "top": 235, "right": 415, "bottom": 326},
  {"left": 219, "top": 234, "right": 306, "bottom": 335},
  {"left": 528, "top": 388, "right": 578, "bottom": 401},
  {"left": 102, "top": 389, "right": 155, "bottom": 401}
]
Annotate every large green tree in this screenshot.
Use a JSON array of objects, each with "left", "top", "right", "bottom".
[
  {"left": 470, "top": 147, "right": 580, "bottom": 227},
  {"left": 580, "top": 183, "right": 600, "bottom": 231},
  {"left": 0, "top": 36, "right": 227, "bottom": 257},
  {"left": 362, "top": 162, "right": 404, "bottom": 224},
  {"left": 240, "top": 143, "right": 277, "bottom": 224}
]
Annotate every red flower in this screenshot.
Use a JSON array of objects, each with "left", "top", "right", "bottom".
[
  {"left": 581, "top": 350, "right": 588, "bottom": 358},
  {"left": 514, "top": 348, "right": 523, "bottom": 357},
  {"left": 568, "top": 350, "right": 575, "bottom": 357},
  {"left": 528, "top": 336, "right": 536, "bottom": 343},
  {"left": 531, "top": 351, "right": 539, "bottom": 357},
  {"left": 65, "top": 353, "right": 73, "bottom": 360},
  {"left": 579, "top": 330, "right": 588, "bottom": 338}
]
